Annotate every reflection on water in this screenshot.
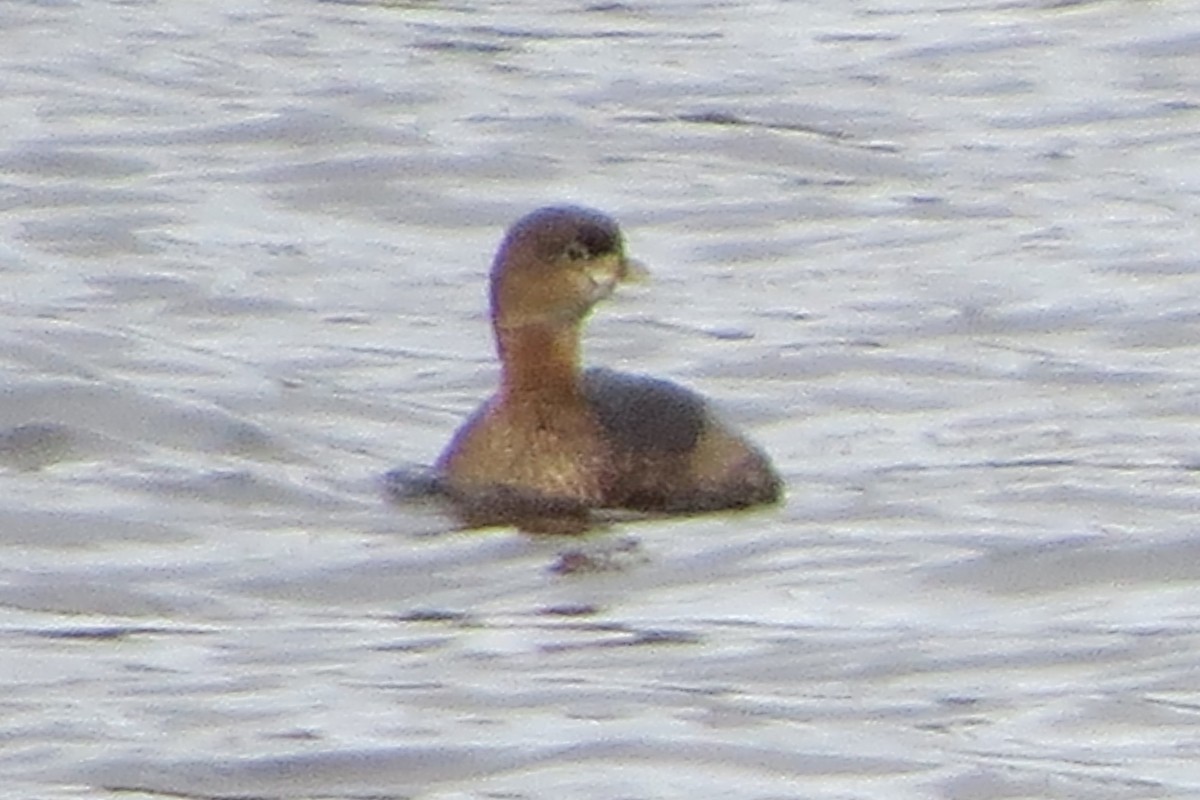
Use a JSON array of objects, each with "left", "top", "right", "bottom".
[{"left": 3, "top": 0, "right": 1200, "bottom": 797}]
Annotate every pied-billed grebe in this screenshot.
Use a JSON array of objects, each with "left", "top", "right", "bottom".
[{"left": 434, "top": 205, "right": 781, "bottom": 529}]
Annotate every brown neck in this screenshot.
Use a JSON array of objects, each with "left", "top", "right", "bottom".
[{"left": 496, "top": 321, "right": 584, "bottom": 400}]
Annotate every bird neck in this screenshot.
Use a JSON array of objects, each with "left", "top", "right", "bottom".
[{"left": 496, "top": 321, "right": 585, "bottom": 400}]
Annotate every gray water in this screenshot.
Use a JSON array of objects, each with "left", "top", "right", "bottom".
[{"left": 3, "top": 0, "right": 1200, "bottom": 797}]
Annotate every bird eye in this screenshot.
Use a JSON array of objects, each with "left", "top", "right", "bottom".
[{"left": 564, "top": 242, "right": 590, "bottom": 261}]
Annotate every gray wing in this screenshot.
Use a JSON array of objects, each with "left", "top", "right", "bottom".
[{"left": 581, "top": 367, "right": 707, "bottom": 456}]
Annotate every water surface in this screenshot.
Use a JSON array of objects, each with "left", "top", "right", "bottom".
[{"left": 3, "top": 0, "right": 1200, "bottom": 797}]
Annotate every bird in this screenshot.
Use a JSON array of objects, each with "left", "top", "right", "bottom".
[{"left": 431, "top": 205, "right": 781, "bottom": 531}]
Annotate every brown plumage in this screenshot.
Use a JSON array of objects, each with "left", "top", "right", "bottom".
[{"left": 434, "top": 205, "right": 781, "bottom": 530}]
